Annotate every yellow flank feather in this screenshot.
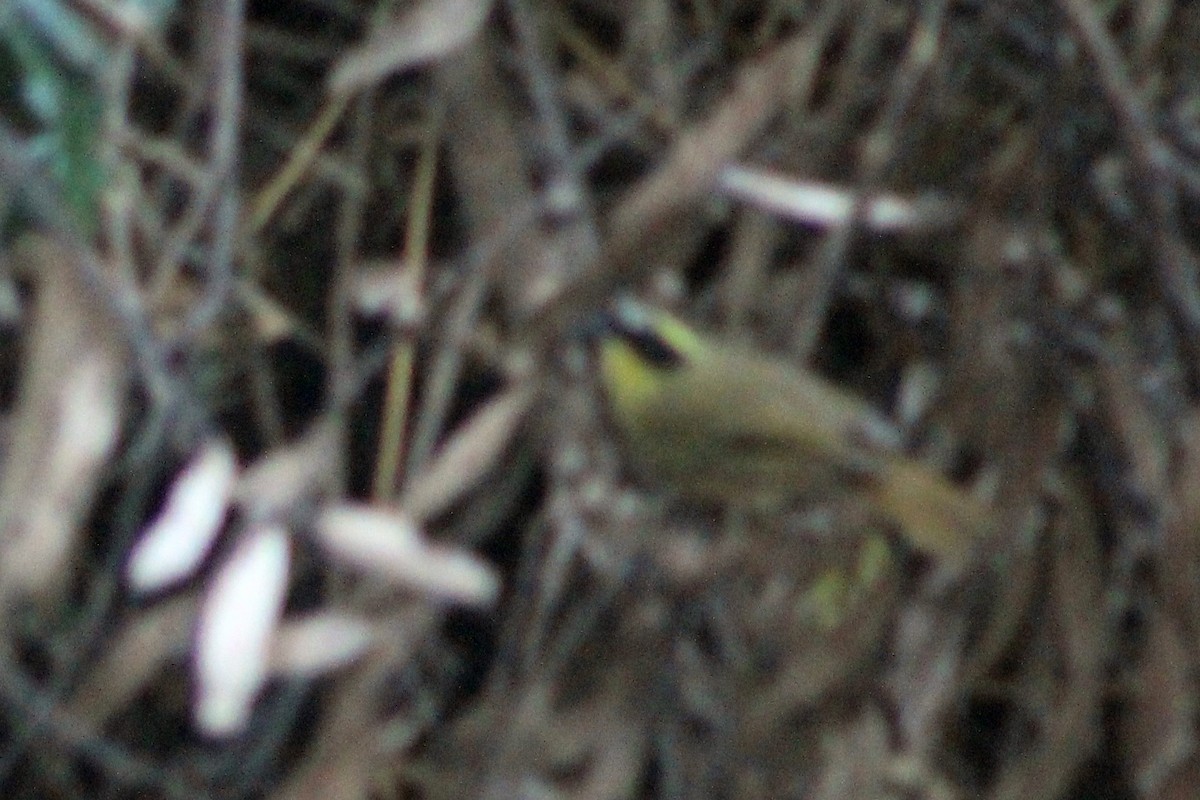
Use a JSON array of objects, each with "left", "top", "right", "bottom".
[{"left": 592, "top": 298, "right": 993, "bottom": 565}]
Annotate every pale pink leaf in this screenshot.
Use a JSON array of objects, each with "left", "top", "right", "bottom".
[
  {"left": 193, "top": 525, "right": 291, "bottom": 736},
  {"left": 127, "top": 438, "right": 238, "bottom": 591}
]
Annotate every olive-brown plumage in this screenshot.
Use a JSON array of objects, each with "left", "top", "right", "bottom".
[{"left": 594, "top": 299, "right": 992, "bottom": 563}]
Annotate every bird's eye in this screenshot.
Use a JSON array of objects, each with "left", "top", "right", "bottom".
[{"left": 621, "top": 327, "right": 684, "bottom": 370}]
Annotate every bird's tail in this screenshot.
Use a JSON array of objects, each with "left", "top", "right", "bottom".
[{"left": 872, "top": 458, "right": 993, "bottom": 564}]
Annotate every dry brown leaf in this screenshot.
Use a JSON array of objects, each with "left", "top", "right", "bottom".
[
  {"left": 236, "top": 421, "right": 341, "bottom": 521},
  {"left": 0, "top": 235, "right": 127, "bottom": 602},
  {"left": 267, "top": 611, "right": 378, "bottom": 677},
  {"left": 812, "top": 708, "right": 892, "bottom": 800},
  {"left": 328, "top": 0, "right": 496, "bottom": 93},
  {"left": 402, "top": 386, "right": 533, "bottom": 521},
  {"left": 315, "top": 503, "right": 499, "bottom": 606},
  {"left": 1122, "top": 609, "right": 1197, "bottom": 799}
]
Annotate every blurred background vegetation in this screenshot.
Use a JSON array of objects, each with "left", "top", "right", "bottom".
[{"left": 0, "top": 0, "right": 1197, "bottom": 798}]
